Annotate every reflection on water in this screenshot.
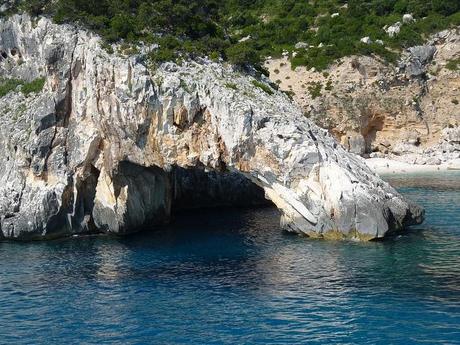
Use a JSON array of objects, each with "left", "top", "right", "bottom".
[
  {"left": 384, "top": 170, "right": 460, "bottom": 191},
  {"left": 385, "top": 171, "right": 460, "bottom": 300},
  {"left": 0, "top": 172, "right": 459, "bottom": 344}
]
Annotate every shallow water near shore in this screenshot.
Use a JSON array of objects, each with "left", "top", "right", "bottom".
[{"left": 1, "top": 172, "right": 459, "bottom": 344}]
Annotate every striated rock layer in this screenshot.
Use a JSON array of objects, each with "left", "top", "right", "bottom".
[{"left": 0, "top": 15, "right": 423, "bottom": 241}]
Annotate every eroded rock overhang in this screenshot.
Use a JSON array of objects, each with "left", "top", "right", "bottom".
[{"left": 0, "top": 14, "right": 424, "bottom": 240}]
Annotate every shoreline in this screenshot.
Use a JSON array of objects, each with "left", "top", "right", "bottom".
[{"left": 365, "top": 158, "right": 460, "bottom": 175}]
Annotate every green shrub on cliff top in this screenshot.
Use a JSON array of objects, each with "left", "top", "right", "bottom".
[{"left": 9, "top": 0, "right": 460, "bottom": 70}]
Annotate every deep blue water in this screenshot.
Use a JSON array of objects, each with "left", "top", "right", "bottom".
[{"left": 1, "top": 172, "right": 459, "bottom": 344}]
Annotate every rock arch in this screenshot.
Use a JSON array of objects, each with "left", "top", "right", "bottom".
[{"left": 0, "top": 15, "right": 424, "bottom": 240}]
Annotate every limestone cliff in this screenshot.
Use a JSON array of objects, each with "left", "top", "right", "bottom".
[
  {"left": 0, "top": 14, "right": 423, "bottom": 241},
  {"left": 267, "top": 27, "right": 460, "bottom": 165}
]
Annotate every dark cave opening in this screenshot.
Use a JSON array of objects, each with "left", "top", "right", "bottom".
[
  {"left": 85, "top": 162, "right": 273, "bottom": 236},
  {"left": 171, "top": 166, "right": 271, "bottom": 214}
]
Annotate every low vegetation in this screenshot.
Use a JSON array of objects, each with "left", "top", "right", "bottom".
[
  {"left": 252, "top": 80, "right": 274, "bottom": 95},
  {"left": 224, "top": 82, "right": 238, "bottom": 90},
  {"left": 0, "top": 78, "right": 23, "bottom": 98},
  {"left": 308, "top": 82, "right": 323, "bottom": 99},
  {"left": 21, "top": 77, "right": 46, "bottom": 95},
  {"left": 446, "top": 57, "right": 460, "bottom": 70},
  {"left": 0, "top": 77, "right": 46, "bottom": 97},
  {"left": 7, "top": 1, "right": 460, "bottom": 70}
]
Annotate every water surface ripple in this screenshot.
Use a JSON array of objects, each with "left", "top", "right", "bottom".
[{"left": 0, "top": 172, "right": 459, "bottom": 344}]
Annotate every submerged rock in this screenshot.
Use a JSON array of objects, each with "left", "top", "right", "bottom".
[{"left": 0, "top": 14, "right": 424, "bottom": 241}]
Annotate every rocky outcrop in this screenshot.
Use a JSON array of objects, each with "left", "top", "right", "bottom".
[
  {"left": 0, "top": 14, "right": 423, "bottom": 241},
  {"left": 267, "top": 27, "right": 460, "bottom": 165}
]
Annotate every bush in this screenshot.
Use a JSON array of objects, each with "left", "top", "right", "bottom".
[
  {"left": 252, "top": 80, "right": 274, "bottom": 95},
  {"left": 0, "top": 79, "right": 22, "bottom": 97},
  {"left": 308, "top": 82, "right": 322, "bottom": 99},
  {"left": 226, "top": 42, "right": 260, "bottom": 67},
  {"left": 0, "top": 77, "right": 45, "bottom": 98},
  {"left": 149, "top": 48, "right": 176, "bottom": 64},
  {"left": 446, "top": 58, "right": 460, "bottom": 71},
  {"left": 22, "top": 77, "right": 46, "bottom": 95},
  {"left": 209, "top": 51, "right": 220, "bottom": 61},
  {"left": 19, "top": 0, "right": 48, "bottom": 15}
]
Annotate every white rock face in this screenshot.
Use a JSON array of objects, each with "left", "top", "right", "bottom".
[
  {"left": 360, "top": 37, "right": 372, "bottom": 44},
  {"left": 0, "top": 15, "right": 424, "bottom": 240}
]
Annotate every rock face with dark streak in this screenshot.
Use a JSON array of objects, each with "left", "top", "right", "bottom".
[{"left": 0, "top": 15, "right": 424, "bottom": 241}]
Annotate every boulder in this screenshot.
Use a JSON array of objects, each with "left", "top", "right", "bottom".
[
  {"left": 408, "top": 46, "right": 436, "bottom": 65},
  {"left": 295, "top": 42, "right": 309, "bottom": 50},
  {"left": 403, "top": 14, "right": 415, "bottom": 24},
  {"left": 401, "top": 45, "right": 436, "bottom": 77},
  {"left": 406, "top": 130, "right": 421, "bottom": 146},
  {"left": 385, "top": 22, "right": 402, "bottom": 37},
  {"left": 342, "top": 132, "right": 366, "bottom": 155},
  {"left": 238, "top": 35, "right": 251, "bottom": 43}
]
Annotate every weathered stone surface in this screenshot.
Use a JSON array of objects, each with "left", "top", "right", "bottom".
[
  {"left": 442, "top": 126, "right": 460, "bottom": 144},
  {"left": 266, "top": 26, "right": 460, "bottom": 167},
  {"left": 408, "top": 45, "right": 436, "bottom": 65},
  {"left": 404, "top": 45, "right": 436, "bottom": 77},
  {"left": 0, "top": 14, "right": 424, "bottom": 241},
  {"left": 341, "top": 132, "right": 366, "bottom": 155}
]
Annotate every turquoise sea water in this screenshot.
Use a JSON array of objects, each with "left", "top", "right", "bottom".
[{"left": 0, "top": 172, "right": 459, "bottom": 344}]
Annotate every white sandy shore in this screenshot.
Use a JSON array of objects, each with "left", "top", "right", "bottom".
[{"left": 365, "top": 158, "right": 460, "bottom": 175}]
